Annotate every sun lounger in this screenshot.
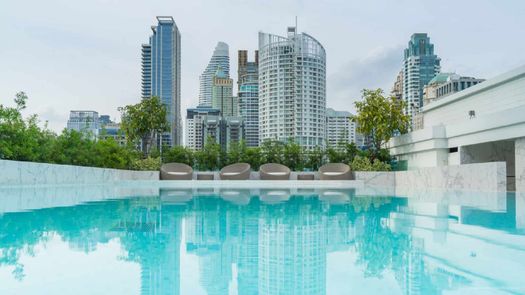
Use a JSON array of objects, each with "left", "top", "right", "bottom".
[
  {"left": 259, "top": 163, "right": 291, "bottom": 180},
  {"left": 318, "top": 163, "right": 352, "bottom": 180},
  {"left": 219, "top": 163, "right": 251, "bottom": 180},
  {"left": 160, "top": 163, "right": 193, "bottom": 180}
]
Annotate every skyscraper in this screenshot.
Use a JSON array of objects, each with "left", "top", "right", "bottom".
[
  {"left": 141, "top": 44, "right": 152, "bottom": 99},
  {"left": 258, "top": 27, "right": 326, "bottom": 149},
  {"left": 141, "top": 16, "right": 182, "bottom": 147},
  {"left": 199, "top": 42, "right": 230, "bottom": 107},
  {"left": 403, "top": 33, "right": 440, "bottom": 124},
  {"left": 211, "top": 66, "right": 238, "bottom": 117},
  {"left": 238, "top": 50, "right": 260, "bottom": 147}
]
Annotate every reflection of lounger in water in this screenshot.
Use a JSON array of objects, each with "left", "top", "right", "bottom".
[
  {"left": 259, "top": 189, "right": 291, "bottom": 204},
  {"left": 221, "top": 189, "right": 252, "bottom": 205},
  {"left": 319, "top": 189, "right": 351, "bottom": 204},
  {"left": 160, "top": 189, "right": 193, "bottom": 204}
]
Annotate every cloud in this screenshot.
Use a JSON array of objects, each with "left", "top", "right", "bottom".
[
  {"left": 327, "top": 46, "right": 403, "bottom": 113},
  {"left": 34, "top": 107, "right": 69, "bottom": 133}
]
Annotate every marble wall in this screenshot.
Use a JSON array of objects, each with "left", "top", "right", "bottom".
[
  {"left": 354, "top": 171, "right": 396, "bottom": 187},
  {"left": 0, "top": 160, "right": 159, "bottom": 186},
  {"left": 460, "top": 141, "right": 515, "bottom": 190},
  {"left": 395, "top": 162, "right": 507, "bottom": 192}
]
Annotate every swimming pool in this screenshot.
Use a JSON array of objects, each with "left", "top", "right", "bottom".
[{"left": 0, "top": 185, "right": 524, "bottom": 294}]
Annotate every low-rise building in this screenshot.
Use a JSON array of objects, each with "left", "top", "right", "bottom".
[
  {"left": 186, "top": 106, "right": 244, "bottom": 151},
  {"left": 202, "top": 116, "right": 244, "bottom": 151},
  {"left": 99, "top": 122, "right": 127, "bottom": 146},
  {"left": 423, "top": 73, "right": 484, "bottom": 105},
  {"left": 186, "top": 106, "right": 221, "bottom": 151}
]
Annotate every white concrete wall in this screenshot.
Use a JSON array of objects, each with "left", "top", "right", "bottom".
[
  {"left": 423, "top": 65, "right": 525, "bottom": 127},
  {"left": 0, "top": 160, "right": 159, "bottom": 185}
]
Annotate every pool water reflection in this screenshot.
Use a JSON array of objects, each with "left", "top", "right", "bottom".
[{"left": 0, "top": 187, "right": 524, "bottom": 294}]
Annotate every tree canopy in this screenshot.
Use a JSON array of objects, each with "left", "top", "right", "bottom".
[
  {"left": 353, "top": 89, "right": 409, "bottom": 158},
  {"left": 119, "top": 96, "right": 169, "bottom": 156}
]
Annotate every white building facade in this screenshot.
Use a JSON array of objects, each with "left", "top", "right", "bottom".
[
  {"left": 325, "top": 108, "right": 356, "bottom": 148},
  {"left": 258, "top": 27, "right": 326, "bottom": 149},
  {"left": 389, "top": 65, "right": 525, "bottom": 191}
]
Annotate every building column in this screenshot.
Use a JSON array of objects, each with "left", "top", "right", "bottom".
[{"left": 516, "top": 137, "right": 525, "bottom": 192}]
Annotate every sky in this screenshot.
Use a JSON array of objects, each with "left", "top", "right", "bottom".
[{"left": 1, "top": 0, "right": 524, "bottom": 133}]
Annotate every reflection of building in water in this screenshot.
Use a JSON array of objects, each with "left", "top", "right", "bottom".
[
  {"left": 386, "top": 193, "right": 525, "bottom": 293},
  {"left": 325, "top": 207, "right": 355, "bottom": 253},
  {"left": 258, "top": 198, "right": 327, "bottom": 295},
  {"left": 115, "top": 201, "right": 183, "bottom": 295},
  {"left": 235, "top": 201, "right": 260, "bottom": 295},
  {"left": 185, "top": 197, "right": 233, "bottom": 295}
]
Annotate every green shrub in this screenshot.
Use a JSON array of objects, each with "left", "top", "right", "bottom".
[
  {"left": 162, "top": 145, "right": 194, "bottom": 166},
  {"left": 194, "top": 137, "right": 221, "bottom": 170},
  {"left": 130, "top": 157, "right": 161, "bottom": 171},
  {"left": 351, "top": 156, "right": 391, "bottom": 171},
  {"left": 241, "top": 147, "right": 263, "bottom": 170},
  {"left": 283, "top": 140, "right": 304, "bottom": 171},
  {"left": 305, "top": 146, "right": 325, "bottom": 171}
]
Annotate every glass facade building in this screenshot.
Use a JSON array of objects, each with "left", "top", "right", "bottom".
[
  {"left": 238, "top": 50, "right": 260, "bottom": 147},
  {"left": 141, "top": 16, "right": 182, "bottom": 147},
  {"left": 403, "top": 33, "right": 441, "bottom": 125},
  {"left": 199, "top": 42, "right": 230, "bottom": 107},
  {"left": 258, "top": 27, "right": 326, "bottom": 149},
  {"left": 66, "top": 110, "right": 100, "bottom": 138}
]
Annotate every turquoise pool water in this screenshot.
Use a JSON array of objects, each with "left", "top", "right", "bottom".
[{"left": 0, "top": 186, "right": 524, "bottom": 294}]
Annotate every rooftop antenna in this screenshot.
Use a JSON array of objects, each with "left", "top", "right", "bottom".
[{"left": 295, "top": 16, "right": 298, "bottom": 31}]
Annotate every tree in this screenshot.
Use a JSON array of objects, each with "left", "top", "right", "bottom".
[
  {"left": 260, "top": 139, "right": 285, "bottom": 164},
  {"left": 305, "top": 146, "right": 325, "bottom": 170},
  {"left": 0, "top": 92, "right": 55, "bottom": 162},
  {"left": 194, "top": 136, "right": 221, "bottom": 170},
  {"left": 241, "top": 147, "right": 263, "bottom": 170},
  {"left": 119, "top": 96, "right": 169, "bottom": 157},
  {"left": 163, "top": 145, "right": 194, "bottom": 166},
  {"left": 353, "top": 89, "right": 409, "bottom": 159},
  {"left": 283, "top": 140, "right": 304, "bottom": 171},
  {"left": 226, "top": 140, "right": 247, "bottom": 166}
]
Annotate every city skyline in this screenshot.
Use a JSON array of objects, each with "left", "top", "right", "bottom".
[{"left": 1, "top": 0, "right": 524, "bottom": 133}]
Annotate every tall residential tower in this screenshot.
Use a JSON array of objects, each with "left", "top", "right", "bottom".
[
  {"left": 258, "top": 27, "right": 326, "bottom": 149},
  {"left": 238, "top": 50, "right": 259, "bottom": 147},
  {"left": 141, "top": 16, "right": 182, "bottom": 147},
  {"left": 403, "top": 33, "right": 440, "bottom": 124}
]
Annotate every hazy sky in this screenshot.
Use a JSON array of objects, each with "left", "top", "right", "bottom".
[{"left": 1, "top": 0, "right": 524, "bottom": 133}]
